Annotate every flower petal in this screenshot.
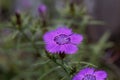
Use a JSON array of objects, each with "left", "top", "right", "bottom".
[
  {"left": 70, "top": 33, "right": 83, "bottom": 44},
  {"left": 55, "top": 27, "right": 72, "bottom": 35},
  {"left": 79, "top": 68, "right": 95, "bottom": 76},
  {"left": 43, "top": 31, "right": 57, "bottom": 44},
  {"left": 46, "top": 43, "right": 60, "bottom": 54},
  {"left": 63, "top": 44, "right": 78, "bottom": 54},
  {"left": 72, "top": 74, "right": 83, "bottom": 80},
  {"left": 94, "top": 70, "right": 107, "bottom": 79},
  {"left": 72, "top": 68, "right": 95, "bottom": 80}
]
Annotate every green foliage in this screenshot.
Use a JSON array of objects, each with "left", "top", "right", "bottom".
[{"left": 0, "top": 0, "right": 119, "bottom": 80}]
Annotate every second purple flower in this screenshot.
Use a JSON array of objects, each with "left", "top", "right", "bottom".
[
  {"left": 43, "top": 26, "right": 83, "bottom": 54},
  {"left": 72, "top": 68, "right": 107, "bottom": 80}
]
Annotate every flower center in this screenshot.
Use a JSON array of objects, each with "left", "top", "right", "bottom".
[
  {"left": 82, "top": 74, "right": 96, "bottom": 80},
  {"left": 54, "top": 34, "right": 70, "bottom": 45}
]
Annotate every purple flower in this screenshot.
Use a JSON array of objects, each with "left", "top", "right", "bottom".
[
  {"left": 38, "top": 4, "right": 47, "bottom": 15},
  {"left": 43, "top": 26, "right": 83, "bottom": 54},
  {"left": 72, "top": 68, "right": 107, "bottom": 80}
]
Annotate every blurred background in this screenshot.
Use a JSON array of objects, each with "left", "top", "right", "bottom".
[{"left": 0, "top": 0, "right": 120, "bottom": 80}]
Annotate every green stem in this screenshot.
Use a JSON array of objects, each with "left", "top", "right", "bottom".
[
  {"left": 53, "top": 59, "right": 71, "bottom": 80},
  {"left": 45, "top": 51, "right": 71, "bottom": 80}
]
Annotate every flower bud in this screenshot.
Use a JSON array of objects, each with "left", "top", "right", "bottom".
[
  {"left": 38, "top": 4, "right": 47, "bottom": 16},
  {"left": 15, "top": 10, "right": 21, "bottom": 26}
]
